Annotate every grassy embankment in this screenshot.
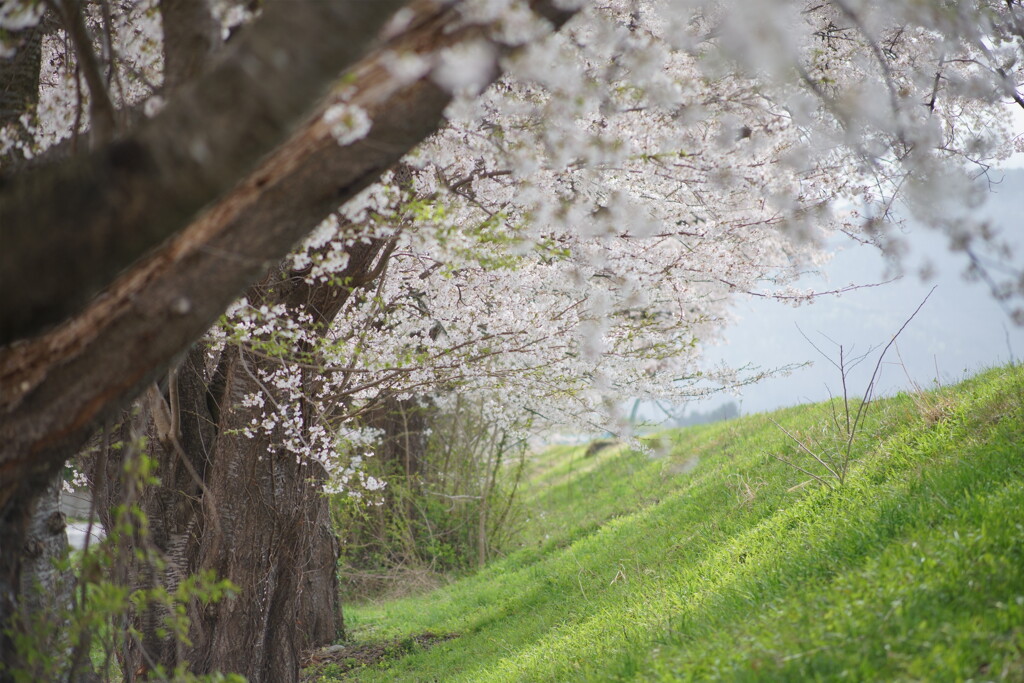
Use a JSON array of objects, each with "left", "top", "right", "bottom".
[{"left": 310, "top": 365, "right": 1024, "bottom": 681}]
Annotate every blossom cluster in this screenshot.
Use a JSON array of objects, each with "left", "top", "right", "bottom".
[
  {"left": 208, "top": 0, "right": 1024, "bottom": 493},
  {"left": 6, "top": 0, "right": 1024, "bottom": 497}
]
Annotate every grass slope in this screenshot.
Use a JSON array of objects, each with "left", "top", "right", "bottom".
[{"left": 317, "top": 366, "right": 1024, "bottom": 681}]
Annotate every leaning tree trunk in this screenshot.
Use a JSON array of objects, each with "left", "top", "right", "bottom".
[
  {"left": 89, "top": 238, "right": 393, "bottom": 682},
  {"left": 0, "top": 4, "right": 577, "bottom": 674}
]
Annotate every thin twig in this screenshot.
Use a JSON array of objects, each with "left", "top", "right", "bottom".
[
  {"left": 768, "top": 452, "right": 834, "bottom": 490},
  {"left": 768, "top": 418, "right": 840, "bottom": 482},
  {"left": 844, "top": 286, "right": 936, "bottom": 466}
]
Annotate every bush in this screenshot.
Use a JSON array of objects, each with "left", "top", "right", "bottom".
[{"left": 333, "top": 395, "right": 529, "bottom": 598}]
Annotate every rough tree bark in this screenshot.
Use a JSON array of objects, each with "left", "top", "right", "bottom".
[
  {"left": 0, "top": 1, "right": 577, "bottom": 677},
  {"left": 14, "top": 477, "right": 71, "bottom": 644},
  {"left": 88, "top": 239, "right": 394, "bottom": 680}
]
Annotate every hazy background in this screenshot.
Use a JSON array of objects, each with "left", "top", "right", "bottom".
[{"left": 663, "top": 168, "right": 1024, "bottom": 421}]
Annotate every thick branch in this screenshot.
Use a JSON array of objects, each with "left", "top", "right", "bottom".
[
  {"left": 0, "top": 0, "right": 406, "bottom": 344},
  {"left": 0, "top": 0, "right": 577, "bottom": 540}
]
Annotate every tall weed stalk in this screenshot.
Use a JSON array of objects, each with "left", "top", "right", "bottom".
[{"left": 770, "top": 287, "right": 934, "bottom": 489}]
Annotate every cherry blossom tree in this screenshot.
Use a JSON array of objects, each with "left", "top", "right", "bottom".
[
  {"left": 2, "top": 0, "right": 1023, "bottom": 680},
  {"left": 0, "top": 1, "right": 578, "bottom": 679},
  {"left": 254, "top": 0, "right": 1024, "bottom": 476}
]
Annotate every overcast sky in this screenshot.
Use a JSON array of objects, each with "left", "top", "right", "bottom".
[{"left": 671, "top": 168, "right": 1024, "bottom": 419}]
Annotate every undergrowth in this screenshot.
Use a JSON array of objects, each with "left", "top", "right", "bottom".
[{"left": 317, "top": 365, "right": 1024, "bottom": 681}]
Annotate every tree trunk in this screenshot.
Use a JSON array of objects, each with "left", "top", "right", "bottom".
[
  {"left": 17, "top": 478, "right": 69, "bottom": 614},
  {"left": 0, "top": 3, "right": 577, "bottom": 675},
  {"left": 189, "top": 349, "right": 339, "bottom": 679},
  {"left": 87, "top": 343, "right": 340, "bottom": 682},
  {"left": 4, "top": 477, "right": 73, "bottom": 680},
  {"left": 366, "top": 397, "right": 432, "bottom": 481},
  {"left": 87, "top": 240, "right": 393, "bottom": 681},
  {"left": 360, "top": 397, "right": 432, "bottom": 564},
  {"left": 0, "top": 0, "right": 406, "bottom": 342}
]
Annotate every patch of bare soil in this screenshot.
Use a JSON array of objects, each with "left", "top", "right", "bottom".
[{"left": 301, "top": 632, "right": 458, "bottom": 679}]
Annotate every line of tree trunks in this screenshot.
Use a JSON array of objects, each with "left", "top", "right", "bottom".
[{"left": 0, "top": 2, "right": 578, "bottom": 678}]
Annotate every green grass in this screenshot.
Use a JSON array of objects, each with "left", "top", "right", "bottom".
[{"left": 323, "top": 365, "right": 1024, "bottom": 681}]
